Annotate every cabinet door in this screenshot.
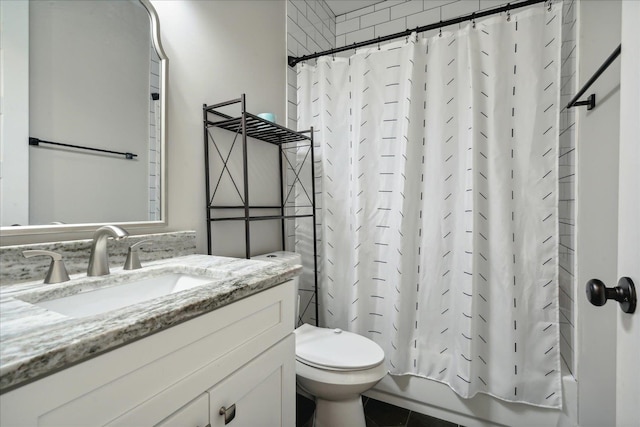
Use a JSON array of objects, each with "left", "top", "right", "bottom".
[
  {"left": 155, "top": 393, "right": 209, "bottom": 427},
  {"left": 208, "top": 334, "right": 295, "bottom": 427}
]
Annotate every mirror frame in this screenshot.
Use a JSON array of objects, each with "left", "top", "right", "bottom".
[{"left": 1, "top": 0, "right": 168, "bottom": 238}]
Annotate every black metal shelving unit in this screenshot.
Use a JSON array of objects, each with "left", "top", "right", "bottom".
[{"left": 203, "top": 94, "right": 318, "bottom": 323}]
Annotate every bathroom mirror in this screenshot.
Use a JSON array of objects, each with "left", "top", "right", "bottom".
[{"left": 0, "top": 0, "right": 167, "bottom": 236}]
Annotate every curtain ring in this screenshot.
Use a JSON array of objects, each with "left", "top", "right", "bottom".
[
  {"left": 471, "top": 12, "right": 476, "bottom": 28},
  {"left": 352, "top": 42, "right": 357, "bottom": 54},
  {"left": 415, "top": 28, "right": 419, "bottom": 42},
  {"left": 438, "top": 27, "right": 442, "bottom": 38},
  {"left": 547, "top": 0, "right": 553, "bottom": 11},
  {"left": 377, "top": 36, "right": 381, "bottom": 50},
  {"left": 332, "top": 52, "right": 335, "bottom": 61},
  {"left": 506, "top": 7, "right": 511, "bottom": 21}
]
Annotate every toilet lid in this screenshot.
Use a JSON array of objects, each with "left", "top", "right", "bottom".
[{"left": 294, "top": 324, "right": 385, "bottom": 371}]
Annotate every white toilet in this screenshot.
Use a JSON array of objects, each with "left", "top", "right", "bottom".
[{"left": 252, "top": 251, "right": 386, "bottom": 427}]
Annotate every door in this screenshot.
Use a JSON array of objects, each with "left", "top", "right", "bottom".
[
  {"left": 616, "top": 1, "right": 640, "bottom": 425},
  {"left": 576, "top": 2, "right": 621, "bottom": 425}
]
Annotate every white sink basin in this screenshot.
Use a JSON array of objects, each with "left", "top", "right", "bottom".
[{"left": 33, "top": 273, "right": 215, "bottom": 318}]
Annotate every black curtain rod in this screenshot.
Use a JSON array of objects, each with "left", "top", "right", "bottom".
[
  {"left": 566, "top": 44, "right": 621, "bottom": 110},
  {"left": 288, "top": 0, "right": 548, "bottom": 67},
  {"left": 29, "top": 137, "right": 137, "bottom": 160}
]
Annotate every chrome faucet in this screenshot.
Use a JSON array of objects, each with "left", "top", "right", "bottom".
[{"left": 87, "top": 225, "right": 129, "bottom": 276}]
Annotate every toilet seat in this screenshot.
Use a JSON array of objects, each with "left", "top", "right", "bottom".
[{"left": 294, "top": 324, "right": 384, "bottom": 371}]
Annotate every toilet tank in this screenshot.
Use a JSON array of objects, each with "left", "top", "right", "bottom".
[
  {"left": 251, "top": 251, "right": 302, "bottom": 269},
  {"left": 252, "top": 251, "right": 302, "bottom": 285},
  {"left": 252, "top": 251, "right": 303, "bottom": 322}
]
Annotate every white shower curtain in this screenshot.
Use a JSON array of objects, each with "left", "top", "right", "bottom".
[{"left": 297, "top": 3, "right": 563, "bottom": 408}]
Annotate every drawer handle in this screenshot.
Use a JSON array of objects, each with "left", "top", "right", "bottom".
[{"left": 219, "top": 404, "right": 236, "bottom": 424}]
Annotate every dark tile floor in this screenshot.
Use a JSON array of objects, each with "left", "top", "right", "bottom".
[{"left": 297, "top": 394, "right": 462, "bottom": 427}]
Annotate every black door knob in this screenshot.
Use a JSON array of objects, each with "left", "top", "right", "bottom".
[{"left": 586, "top": 277, "right": 637, "bottom": 314}]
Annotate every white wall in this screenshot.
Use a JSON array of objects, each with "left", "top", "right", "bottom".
[{"left": 152, "top": 0, "right": 287, "bottom": 256}]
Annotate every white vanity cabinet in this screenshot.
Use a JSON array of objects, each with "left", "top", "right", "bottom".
[
  {"left": 0, "top": 280, "right": 296, "bottom": 427},
  {"left": 130, "top": 333, "right": 293, "bottom": 427}
]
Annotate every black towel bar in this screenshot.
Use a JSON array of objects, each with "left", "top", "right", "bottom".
[
  {"left": 29, "top": 137, "right": 137, "bottom": 160},
  {"left": 567, "top": 44, "right": 621, "bottom": 110}
]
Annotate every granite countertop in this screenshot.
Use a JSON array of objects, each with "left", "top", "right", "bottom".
[{"left": 0, "top": 254, "right": 301, "bottom": 393}]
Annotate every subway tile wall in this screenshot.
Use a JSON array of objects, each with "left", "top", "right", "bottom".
[
  {"left": 149, "top": 46, "right": 161, "bottom": 220},
  {"left": 558, "top": 0, "right": 576, "bottom": 376},
  {"left": 287, "top": 0, "right": 336, "bottom": 131},
  {"left": 286, "top": 0, "right": 336, "bottom": 326},
  {"left": 287, "top": 0, "right": 576, "bottom": 373},
  {"left": 335, "top": 0, "right": 521, "bottom": 47}
]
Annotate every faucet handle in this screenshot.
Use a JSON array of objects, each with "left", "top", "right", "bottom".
[
  {"left": 123, "top": 240, "right": 152, "bottom": 270},
  {"left": 23, "top": 250, "right": 71, "bottom": 284}
]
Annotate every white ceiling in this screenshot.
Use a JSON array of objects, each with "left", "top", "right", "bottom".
[{"left": 325, "top": 0, "right": 385, "bottom": 16}]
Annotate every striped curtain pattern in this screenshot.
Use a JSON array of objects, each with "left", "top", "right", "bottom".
[{"left": 296, "top": 3, "right": 563, "bottom": 408}]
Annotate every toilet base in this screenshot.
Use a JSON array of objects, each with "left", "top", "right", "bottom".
[{"left": 314, "top": 396, "right": 366, "bottom": 427}]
